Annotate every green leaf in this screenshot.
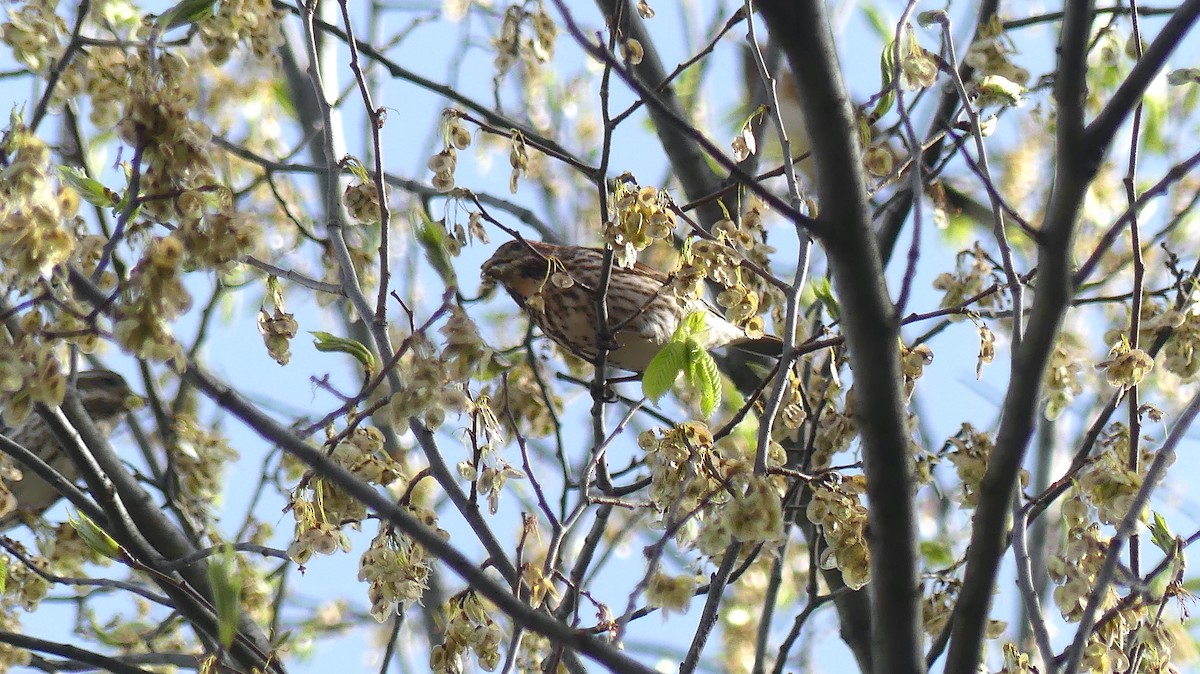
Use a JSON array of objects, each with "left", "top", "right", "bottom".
[
  {"left": 811, "top": 277, "right": 840, "bottom": 321},
  {"left": 920, "top": 540, "right": 955, "bottom": 567},
  {"left": 643, "top": 341, "right": 687, "bottom": 401},
  {"left": 686, "top": 340, "right": 721, "bottom": 418},
  {"left": 416, "top": 210, "right": 457, "bottom": 286},
  {"left": 156, "top": 0, "right": 215, "bottom": 29},
  {"left": 206, "top": 544, "right": 243, "bottom": 649},
  {"left": 676, "top": 310, "right": 708, "bottom": 341},
  {"left": 69, "top": 512, "right": 121, "bottom": 561},
  {"left": 1148, "top": 511, "right": 1175, "bottom": 554},
  {"left": 58, "top": 165, "right": 118, "bottom": 208},
  {"left": 859, "top": 3, "right": 891, "bottom": 39},
  {"left": 872, "top": 39, "right": 897, "bottom": 119},
  {"left": 310, "top": 331, "right": 376, "bottom": 375},
  {"left": 0, "top": 556, "right": 7, "bottom": 594}
]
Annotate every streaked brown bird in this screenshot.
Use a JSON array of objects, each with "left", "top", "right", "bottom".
[
  {"left": 482, "top": 240, "right": 782, "bottom": 373},
  {"left": 0, "top": 370, "right": 135, "bottom": 528}
]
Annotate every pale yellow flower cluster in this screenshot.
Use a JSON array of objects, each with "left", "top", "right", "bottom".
[
  {"left": 806, "top": 474, "right": 870, "bottom": 590},
  {"left": 359, "top": 526, "right": 436, "bottom": 623},
  {"left": 429, "top": 110, "right": 472, "bottom": 193},
  {"left": 0, "top": 119, "right": 76, "bottom": 290},
  {"left": 287, "top": 427, "right": 406, "bottom": 564},
  {"left": 196, "top": 0, "right": 285, "bottom": 66},
  {"left": 430, "top": 591, "right": 503, "bottom": 674},
  {"left": 945, "top": 422, "right": 994, "bottom": 508},
  {"left": 638, "top": 422, "right": 785, "bottom": 557},
  {"left": 604, "top": 182, "right": 676, "bottom": 268},
  {"left": 168, "top": 414, "right": 240, "bottom": 523}
]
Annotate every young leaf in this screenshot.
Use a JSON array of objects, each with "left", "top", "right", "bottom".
[
  {"left": 811, "top": 278, "right": 841, "bottom": 321},
  {"left": 643, "top": 341, "right": 687, "bottom": 401},
  {"left": 416, "top": 211, "right": 457, "bottom": 286},
  {"left": 58, "top": 166, "right": 118, "bottom": 208},
  {"left": 1149, "top": 511, "right": 1175, "bottom": 554},
  {"left": 156, "top": 0, "right": 215, "bottom": 29},
  {"left": 206, "top": 544, "right": 243, "bottom": 649},
  {"left": 696, "top": 354, "right": 721, "bottom": 418},
  {"left": 69, "top": 512, "right": 122, "bottom": 561},
  {"left": 685, "top": 340, "right": 722, "bottom": 418},
  {"left": 677, "top": 310, "right": 708, "bottom": 341},
  {"left": 311, "top": 331, "right": 376, "bottom": 375}
]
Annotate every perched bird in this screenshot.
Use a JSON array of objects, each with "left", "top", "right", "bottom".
[
  {"left": 0, "top": 370, "right": 136, "bottom": 528},
  {"left": 482, "top": 239, "right": 781, "bottom": 373}
]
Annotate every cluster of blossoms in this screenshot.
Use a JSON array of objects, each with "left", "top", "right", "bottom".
[
  {"left": 319, "top": 225, "right": 378, "bottom": 301},
  {"left": 735, "top": 202, "right": 785, "bottom": 313},
  {"left": 287, "top": 426, "right": 406, "bottom": 564},
  {"left": 0, "top": 116, "right": 76, "bottom": 290},
  {"left": 1044, "top": 485, "right": 1173, "bottom": 673},
  {"left": 492, "top": 4, "right": 556, "bottom": 81},
  {"left": 997, "top": 643, "right": 1036, "bottom": 674},
  {"left": 119, "top": 49, "right": 215, "bottom": 223},
  {"left": 806, "top": 473, "right": 870, "bottom": 590},
  {"left": 771, "top": 368, "right": 809, "bottom": 440},
  {"left": 920, "top": 578, "right": 1007, "bottom": 644},
  {"left": 711, "top": 218, "right": 767, "bottom": 335},
  {"left": 645, "top": 571, "right": 701, "bottom": 617},
  {"left": 1044, "top": 333, "right": 1086, "bottom": 420},
  {"left": 114, "top": 236, "right": 191, "bottom": 367},
  {"left": 900, "top": 341, "right": 935, "bottom": 401},
  {"left": 0, "top": 0, "right": 63, "bottom": 72},
  {"left": 1047, "top": 495, "right": 1161, "bottom": 673},
  {"left": 232, "top": 536, "right": 278, "bottom": 626},
  {"left": 676, "top": 237, "right": 769, "bottom": 338},
  {"left": 257, "top": 278, "right": 299, "bottom": 365},
  {"left": 430, "top": 591, "right": 503, "bottom": 674},
  {"left": 811, "top": 387, "right": 857, "bottom": 470},
  {"left": 440, "top": 307, "right": 492, "bottom": 381},
  {"left": 455, "top": 395, "right": 526, "bottom": 515},
  {"left": 932, "top": 243, "right": 1005, "bottom": 315},
  {"left": 1104, "top": 293, "right": 1185, "bottom": 352},
  {"left": 1096, "top": 340, "right": 1154, "bottom": 392},
  {"left": 1164, "top": 305, "right": 1200, "bottom": 379},
  {"left": 197, "top": 0, "right": 285, "bottom": 65},
  {"left": 359, "top": 524, "right": 440, "bottom": 622},
  {"left": 386, "top": 334, "right": 472, "bottom": 432},
  {"left": 0, "top": 457, "right": 23, "bottom": 521},
  {"left": 342, "top": 178, "right": 386, "bottom": 224},
  {"left": 166, "top": 414, "right": 239, "bottom": 524},
  {"left": 0, "top": 548, "right": 50, "bottom": 611},
  {"left": 944, "top": 423, "right": 995, "bottom": 508},
  {"left": 638, "top": 421, "right": 785, "bottom": 557},
  {"left": 1076, "top": 423, "right": 1158, "bottom": 526},
  {"left": 107, "top": 46, "right": 259, "bottom": 366},
  {"left": 484, "top": 363, "right": 561, "bottom": 439},
  {"left": 0, "top": 549, "right": 44, "bottom": 668},
  {"left": 0, "top": 313, "right": 68, "bottom": 425},
  {"left": 176, "top": 205, "right": 259, "bottom": 270},
  {"left": 965, "top": 15, "right": 1031, "bottom": 87},
  {"left": 512, "top": 634, "right": 568, "bottom": 674},
  {"left": 508, "top": 132, "right": 530, "bottom": 193},
  {"left": 604, "top": 181, "right": 677, "bottom": 267},
  {"left": 429, "top": 110, "right": 472, "bottom": 193}
]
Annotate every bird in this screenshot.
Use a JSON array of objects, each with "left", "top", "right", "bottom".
[
  {"left": 481, "top": 239, "right": 782, "bottom": 373},
  {"left": 0, "top": 370, "right": 136, "bottom": 528}
]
